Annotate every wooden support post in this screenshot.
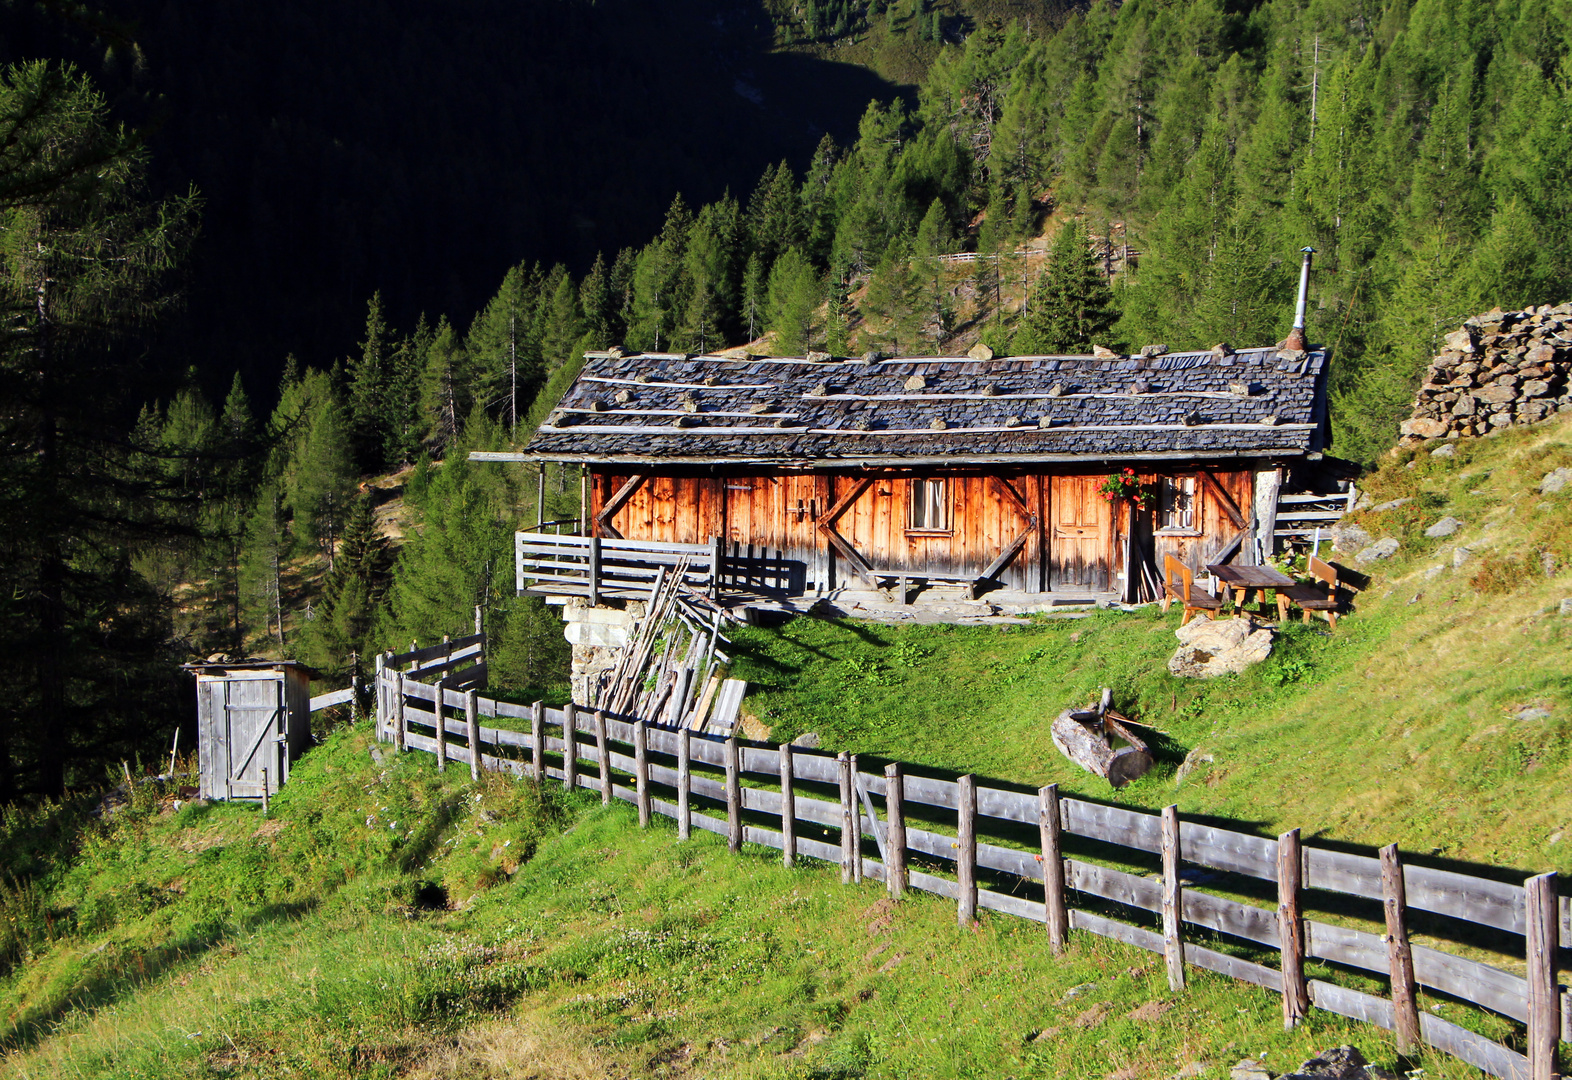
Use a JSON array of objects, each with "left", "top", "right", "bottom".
[
  {"left": 885, "top": 763, "right": 906, "bottom": 900},
  {"left": 677, "top": 728, "right": 692, "bottom": 839},
  {"left": 1161, "top": 804, "right": 1186, "bottom": 991},
  {"left": 433, "top": 678, "right": 448, "bottom": 772},
  {"left": 530, "top": 700, "right": 544, "bottom": 781},
  {"left": 595, "top": 710, "right": 610, "bottom": 805},
  {"left": 838, "top": 752, "right": 854, "bottom": 884},
  {"left": 957, "top": 775, "right": 978, "bottom": 927},
  {"left": 563, "top": 702, "right": 578, "bottom": 791},
  {"left": 1380, "top": 844, "right": 1421, "bottom": 1054},
  {"left": 850, "top": 753, "right": 863, "bottom": 884},
  {"left": 1527, "top": 871, "right": 1560, "bottom": 1080},
  {"left": 780, "top": 743, "right": 796, "bottom": 868},
  {"left": 710, "top": 534, "right": 724, "bottom": 599},
  {"left": 579, "top": 464, "right": 588, "bottom": 536},
  {"left": 373, "top": 652, "right": 385, "bottom": 739},
  {"left": 1277, "top": 828, "right": 1309, "bottom": 1028},
  {"left": 475, "top": 605, "right": 483, "bottom": 637},
  {"left": 588, "top": 535, "right": 601, "bottom": 607},
  {"left": 261, "top": 767, "right": 269, "bottom": 816},
  {"left": 1039, "top": 784, "right": 1067, "bottom": 953},
  {"left": 724, "top": 736, "right": 742, "bottom": 852},
  {"left": 634, "top": 720, "right": 651, "bottom": 827},
  {"left": 393, "top": 671, "right": 406, "bottom": 753},
  {"left": 465, "top": 689, "right": 481, "bottom": 780}
]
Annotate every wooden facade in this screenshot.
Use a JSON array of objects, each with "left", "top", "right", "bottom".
[
  {"left": 591, "top": 464, "right": 1260, "bottom": 600},
  {"left": 498, "top": 343, "right": 1331, "bottom": 606}
]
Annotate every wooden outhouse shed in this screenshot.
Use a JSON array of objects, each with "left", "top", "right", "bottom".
[
  {"left": 187, "top": 660, "right": 313, "bottom": 801},
  {"left": 490, "top": 342, "right": 1332, "bottom": 609}
]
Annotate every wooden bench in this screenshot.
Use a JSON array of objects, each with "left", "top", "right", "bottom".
[
  {"left": 1275, "top": 555, "right": 1342, "bottom": 629},
  {"left": 1161, "top": 555, "right": 1223, "bottom": 625}
]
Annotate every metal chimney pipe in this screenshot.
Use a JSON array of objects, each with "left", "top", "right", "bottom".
[{"left": 1292, "top": 247, "right": 1316, "bottom": 331}]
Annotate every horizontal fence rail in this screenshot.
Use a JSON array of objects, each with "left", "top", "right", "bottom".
[{"left": 376, "top": 666, "right": 1562, "bottom": 1080}]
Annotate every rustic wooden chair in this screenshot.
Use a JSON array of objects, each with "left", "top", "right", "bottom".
[
  {"left": 1161, "top": 554, "right": 1223, "bottom": 625},
  {"left": 1275, "top": 555, "right": 1342, "bottom": 629}
]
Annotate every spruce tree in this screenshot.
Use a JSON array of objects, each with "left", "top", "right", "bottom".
[
  {"left": 1011, "top": 219, "right": 1119, "bottom": 354},
  {"left": 301, "top": 491, "right": 389, "bottom": 677},
  {"left": 765, "top": 248, "right": 820, "bottom": 354},
  {"left": 346, "top": 292, "right": 391, "bottom": 472}
]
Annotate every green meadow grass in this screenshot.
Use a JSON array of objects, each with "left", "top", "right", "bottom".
[
  {"left": 2, "top": 417, "right": 1569, "bottom": 1078},
  {"left": 0, "top": 728, "right": 1489, "bottom": 1079}
]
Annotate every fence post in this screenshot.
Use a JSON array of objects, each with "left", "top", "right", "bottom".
[
  {"left": 838, "top": 753, "right": 854, "bottom": 884},
  {"left": 957, "top": 775, "right": 977, "bottom": 928},
  {"left": 1527, "top": 871, "right": 1560, "bottom": 1080},
  {"left": 372, "top": 652, "right": 383, "bottom": 737},
  {"left": 1277, "top": 828, "right": 1308, "bottom": 1028},
  {"left": 780, "top": 742, "right": 796, "bottom": 868},
  {"left": 595, "top": 710, "right": 610, "bottom": 806},
  {"left": 351, "top": 652, "right": 362, "bottom": 723},
  {"left": 588, "top": 536, "right": 601, "bottom": 607},
  {"left": 465, "top": 689, "right": 481, "bottom": 781},
  {"left": 1380, "top": 844, "right": 1420, "bottom": 1054},
  {"left": 530, "top": 700, "right": 544, "bottom": 781},
  {"left": 563, "top": 702, "right": 578, "bottom": 791},
  {"left": 393, "top": 671, "right": 406, "bottom": 753},
  {"left": 885, "top": 763, "right": 906, "bottom": 900},
  {"left": 261, "top": 767, "right": 269, "bottom": 816},
  {"left": 475, "top": 604, "right": 483, "bottom": 637},
  {"left": 634, "top": 720, "right": 651, "bottom": 827},
  {"left": 850, "top": 753, "right": 864, "bottom": 884},
  {"left": 1039, "top": 784, "right": 1067, "bottom": 953},
  {"left": 1161, "top": 805, "right": 1185, "bottom": 991},
  {"left": 678, "top": 728, "right": 692, "bottom": 839},
  {"left": 725, "top": 736, "right": 741, "bottom": 852},
  {"left": 433, "top": 678, "right": 448, "bottom": 772}
]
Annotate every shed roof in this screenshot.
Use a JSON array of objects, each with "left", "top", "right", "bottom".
[{"left": 516, "top": 347, "right": 1329, "bottom": 467}]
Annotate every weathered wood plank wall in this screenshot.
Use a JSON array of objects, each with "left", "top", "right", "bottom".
[{"left": 596, "top": 466, "right": 1255, "bottom": 595}]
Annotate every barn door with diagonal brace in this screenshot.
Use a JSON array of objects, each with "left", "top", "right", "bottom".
[{"left": 222, "top": 676, "right": 286, "bottom": 800}]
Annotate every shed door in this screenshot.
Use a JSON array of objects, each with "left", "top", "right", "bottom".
[
  {"left": 207, "top": 675, "right": 286, "bottom": 800},
  {"left": 1050, "top": 476, "right": 1113, "bottom": 592}
]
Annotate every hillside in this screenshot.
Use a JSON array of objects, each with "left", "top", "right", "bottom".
[
  {"left": 0, "top": 728, "right": 1486, "bottom": 1080},
  {"left": 730, "top": 412, "right": 1572, "bottom": 875},
  {"left": 0, "top": 414, "right": 1566, "bottom": 1080}
]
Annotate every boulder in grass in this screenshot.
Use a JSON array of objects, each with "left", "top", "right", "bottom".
[
  {"left": 1424, "top": 516, "right": 1463, "bottom": 538},
  {"left": 1354, "top": 538, "right": 1400, "bottom": 564},
  {"left": 1169, "top": 617, "right": 1273, "bottom": 678}
]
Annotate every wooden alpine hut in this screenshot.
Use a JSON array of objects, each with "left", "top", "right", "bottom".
[{"left": 481, "top": 339, "right": 1332, "bottom": 612}]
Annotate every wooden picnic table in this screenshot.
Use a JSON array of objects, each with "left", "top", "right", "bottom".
[{"left": 1206, "top": 564, "right": 1294, "bottom": 616}]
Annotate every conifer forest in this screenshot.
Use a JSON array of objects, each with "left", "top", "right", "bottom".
[{"left": 1, "top": 0, "right": 1570, "bottom": 797}]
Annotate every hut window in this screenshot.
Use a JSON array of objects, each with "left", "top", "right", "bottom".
[
  {"left": 908, "top": 477, "right": 951, "bottom": 532},
  {"left": 1158, "top": 476, "right": 1197, "bottom": 532}
]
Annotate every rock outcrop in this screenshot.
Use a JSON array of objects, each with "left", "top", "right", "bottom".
[{"left": 1402, "top": 303, "right": 1572, "bottom": 443}]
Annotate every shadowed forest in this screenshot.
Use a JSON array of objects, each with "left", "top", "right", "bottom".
[{"left": 2, "top": 0, "right": 1571, "bottom": 797}]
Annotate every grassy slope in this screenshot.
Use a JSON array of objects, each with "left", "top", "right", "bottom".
[
  {"left": 731, "top": 415, "right": 1572, "bottom": 876},
  {"left": 0, "top": 727, "right": 1477, "bottom": 1080}
]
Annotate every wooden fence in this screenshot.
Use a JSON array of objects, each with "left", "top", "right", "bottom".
[{"left": 374, "top": 668, "right": 1563, "bottom": 1080}]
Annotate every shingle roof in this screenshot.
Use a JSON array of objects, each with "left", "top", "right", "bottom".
[{"left": 522, "top": 347, "right": 1330, "bottom": 466}]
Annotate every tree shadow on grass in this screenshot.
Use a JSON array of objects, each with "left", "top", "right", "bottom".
[{"left": 0, "top": 897, "right": 319, "bottom": 1053}]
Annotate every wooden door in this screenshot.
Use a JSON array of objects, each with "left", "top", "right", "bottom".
[
  {"left": 1050, "top": 476, "right": 1113, "bottom": 592},
  {"left": 203, "top": 674, "right": 286, "bottom": 801}
]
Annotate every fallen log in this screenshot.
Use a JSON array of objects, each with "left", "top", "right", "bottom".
[{"left": 1050, "top": 694, "right": 1153, "bottom": 789}]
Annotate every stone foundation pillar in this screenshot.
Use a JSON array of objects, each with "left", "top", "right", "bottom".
[{"left": 562, "top": 597, "right": 647, "bottom": 706}]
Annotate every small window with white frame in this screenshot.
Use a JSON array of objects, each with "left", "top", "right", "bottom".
[
  {"left": 907, "top": 477, "right": 951, "bottom": 532},
  {"left": 1158, "top": 475, "right": 1197, "bottom": 533}
]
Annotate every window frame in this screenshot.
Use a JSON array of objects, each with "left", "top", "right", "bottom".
[
  {"left": 905, "top": 476, "right": 953, "bottom": 535},
  {"left": 1155, "top": 474, "right": 1201, "bottom": 536}
]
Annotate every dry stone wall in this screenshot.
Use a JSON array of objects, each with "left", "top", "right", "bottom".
[{"left": 1400, "top": 302, "right": 1572, "bottom": 443}]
